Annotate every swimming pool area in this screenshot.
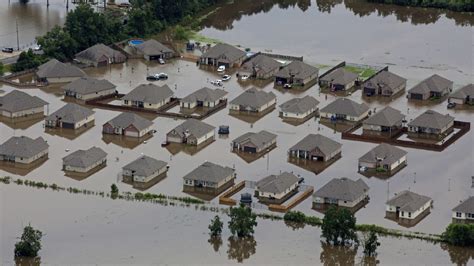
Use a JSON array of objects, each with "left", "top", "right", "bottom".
[{"left": 129, "top": 39, "right": 144, "bottom": 46}]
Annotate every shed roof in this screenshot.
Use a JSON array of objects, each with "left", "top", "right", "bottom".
[
  {"left": 182, "top": 161, "right": 234, "bottom": 183},
  {"left": 320, "top": 98, "right": 369, "bottom": 117},
  {"left": 386, "top": 190, "right": 432, "bottom": 212},
  {"left": 135, "top": 39, "right": 174, "bottom": 56},
  {"left": 122, "top": 84, "right": 173, "bottom": 104},
  {"left": 256, "top": 172, "right": 299, "bottom": 194},
  {"left": 232, "top": 130, "right": 277, "bottom": 150},
  {"left": 105, "top": 112, "right": 153, "bottom": 131},
  {"left": 320, "top": 68, "right": 358, "bottom": 86},
  {"left": 314, "top": 178, "right": 369, "bottom": 202},
  {"left": 359, "top": 143, "right": 407, "bottom": 166},
  {"left": 407, "top": 110, "right": 454, "bottom": 130},
  {"left": 201, "top": 43, "right": 246, "bottom": 63},
  {"left": 279, "top": 95, "right": 319, "bottom": 114},
  {"left": 181, "top": 87, "right": 227, "bottom": 104},
  {"left": 62, "top": 146, "right": 107, "bottom": 168},
  {"left": 168, "top": 118, "right": 215, "bottom": 139},
  {"left": 63, "top": 77, "right": 116, "bottom": 95},
  {"left": 274, "top": 60, "right": 319, "bottom": 80},
  {"left": 289, "top": 134, "right": 342, "bottom": 156},
  {"left": 0, "top": 136, "right": 48, "bottom": 158},
  {"left": 363, "top": 106, "right": 405, "bottom": 127},
  {"left": 37, "top": 59, "right": 86, "bottom": 79},
  {"left": 0, "top": 90, "right": 48, "bottom": 113},
  {"left": 408, "top": 74, "right": 453, "bottom": 94},
  {"left": 46, "top": 103, "right": 94, "bottom": 124},
  {"left": 230, "top": 87, "right": 276, "bottom": 109},
  {"left": 123, "top": 155, "right": 167, "bottom": 177}
]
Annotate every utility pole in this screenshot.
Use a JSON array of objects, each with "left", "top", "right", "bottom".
[
  {"left": 16, "top": 18, "right": 20, "bottom": 51},
  {"left": 66, "top": 0, "right": 69, "bottom": 10},
  {"left": 47, "top": 0, "right": 49, "bottom": 7}
]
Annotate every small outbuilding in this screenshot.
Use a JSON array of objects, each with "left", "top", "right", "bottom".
[
  {"left": 279, "top": 95, "right": 319, "bottom": 120},
  {"left": 74, "top": 43, "right": 126, "bottom": 67},
  {"left": 363, "top": 70, "right": 406, "bottom": 97},
  {"left": 239, "top": 54, "right": 282, "bottom": 79},
  {"left": 386, "top": 190, "right": 432, "bottom": 221},
  {"left": 320, "top": 98, "right": 369, "bottom": 122},
  {"left": 358, "top": 143, "right": 407, "bottom": 172},
  {"left": 0, "top": 136, "right": 49, "bottom": 164},
  {"left": 166, "top": 119, "right": 215, "bottom": 146},
  {"left": 319, "top": 68, "right": 358, "bottom": 91},
  {"left": 313, "top": 177, "right": 369, "bottom": 210},
  {"left": 231, "top": 130, "right": 277, "bottom": 154},
  {"left": 274, "top": 61, "right": 319, "bottom": 86},
  {"left": 200, "top": 43, "right": 246, "bottom": 68},
  {"left": 36, "top": 59, "right": 86, "bottom": 83},
  {"left": 229, "top": 88, "right": 276, "bottom": 113},
  {"left": 363, "top": 106, "right": 405, "bottom": 133},
  {"left": 0, "top": 90, "right": 48, "bottom": 118},
  {"left": 122, "top": 84, "right": 174, "bottom": 109},
  {"left": 63, "top": 77, "right": 116, "bottom": 101},
  {"left": 123, "top": 155, "right": 168, "bottom": 183},
  {"left": 449, "top": 84, "right": 474, "bottom": 105},
  {"left": 45, "top": 103, "right": 95, "bottom": 129},
  {"left": 407, "top": 110, "right": 454, "bottom": 136},
  {"left": 134, "top": 39, "right": 175, "bottom": 61},
  {"left": 255, "top": 172, "right": 300, "bottom": 203},
  {"left": 288, "top": 134, "right": 342, "bottom": 162},
  {"left": 62, "top": 146, "right": 107, "bottom": 173},
  {"left": 103, "top": 112, "right": 153, "bottom": 138},
  {"left": 452, "top": 196, "right": 474, "bottom": 224},
  {"left": 180, "top": 87, "right": 227, "bottom": 109},
  {"left": 183, "top": 161, "right": 236, "bottom": 190},
  {"left": 407, "top": 74, "right": 453, "bottom": 100}
]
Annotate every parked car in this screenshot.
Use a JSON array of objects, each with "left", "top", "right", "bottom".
[
  {"left": 210, "top": 80, "right": 223, "bottom": 86},
  {"left": 217, "top": 65, "right": 226, "bottom": 72},
  {"left": 2, "top": 47, "right": 14, "bottom": 53},
  {"left": 33, "top": 45, "right": 42, "bottom": 51},
  {"left": 447, "top": 102, "right": 456, "bottom": 109},
  {"left": 158, "top": 58, "right": 165, "bottom": 64},
  {"left": 283, "top": 83, "right": 292, "bottom": 89},
  {"left": 222, "top": 75, "right": 231, "bottom": 81},
  {"left": 161, "top": 141, "right": 169, "bottom": 147},
  {"left": 146, "top": 73, "right": 168, "bottom": 80},
  {"left": 240, "top": 75, "right": 249, "bottom": 81},
  {"left": 218, "top": 125, "right": 230, "bottom": 134}
]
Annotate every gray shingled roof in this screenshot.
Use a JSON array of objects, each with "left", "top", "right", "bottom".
[
  {"left": 63, "top": 77, "right": 116, "bottom": 95},
  {"left": 181, "top": 87, "right": 227, "bottom": 104},
  {"left": 453, "top": 196, "right": 474, "bottom": 214},
  {"left": 105, "top": 112, "right": 153, "bottom": 131},
  {"left": 75, "top": 43, "right": 125, "bottom": 62},
  {"left": 232, "top": 130, "right": 277, "bottom": 150},
  {"left": 230, "top": 88, "right": 276, "bottom": 110},
  {"left": 386, "top": 190, "right": 432, "bottom": 212},
  {"left": 256, "top": 172, "right": 299, "bottom": 194},
  {"left": 46, "top": 103, "right": 94, "bottom": 124},
  {"left": 169, "top": 118, "right": 215, "bottom": 139},
  {"left": 240, "top": 54, "right": 282, "bottom": 75},
  {"left": 275, "top": 60, "right": 319, "bottom": 80},
  {"left": 123, "top": 155, "right": 167, "bottom": 177},
  {"left": 122, "top": 84, "right": 173, "bottom": 104},
  {"left": 0, "top": 90, "right": 48, "bottom": 113},
  {"left": 62, "top": 146, "right": 107, "bottom": 168},
  {"left": 363, "top": 106, "right": 405, "bottom": 127},
  {"left": 320, "top": 68, "right": 358, "bottom": 85},
  {"left": 182, "top": 161, "right": 234, "bottom": 183},
  {"left": 364, "top": 70, "right": 406, "bottom": 91},
  {"left": 36, "top": 59, "right": 86, "bottom": 79},
  {"left": 408, "top": 74, "right": 453, "bottom": 94},
  {"left": 407, "top": 110, "right": 454, "bottom": 130},
  {"left": 289, "top": 134, "right": 342, "bottom": 156},
  {"left": 279, "top": 95, "right": 319, "bottom": 114},
  {"left": 0, "top": 136, "right": 48, "bottom": 158},
  {"left": 201, "top": 43, "right": 246, "bottom": 63},
  {"left": 135, "top": 39, "right": 174, "bottom": 56},
  {"left": 450, "top": 84, "right": 474, "bottom": 99},
  {"left": 314, "top": 178, "right": 369, "bottom": 202},
  {"left": 320, "top": 98, "right": 369, "bottom": 117},
  {"left": 359, "top": 143, "right": 407, "bottom": 166}
]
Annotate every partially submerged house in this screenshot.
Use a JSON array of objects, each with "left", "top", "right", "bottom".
[
  {"left": 239, "top": 54, "right": 282, "bottom": 79},
  {"left": 279, "top": 96, "right": 319, "bottom": 120},
  {"left": 0, "top": 90, "right": 48, "bottom": 118},
  {"left": 363, "top": 106, "right": 405, "bottom": 133},
  {"left": 183, "top": 161, "right": 235, "bottom": 190},
  {"left": 122, "top": 84, "right": 173, "bottom": 109},
  {"left": 74, "top": 43, "right": 126, "bottom": 67},
  {"left": 320, "top": 98, "right": 369, "bottom": 122},
  {"left": 407, "top": 74, "right": 453, "bottom": 100},
  {"left": 229, "top": 88, "right": 276, "bottom": 113},
  {"left": 62, "top": 146, "right": 107, "bottom": 173},
  {"left": 274, "top": 61, "right": 319, "bottom": 86},
  {"left": 313, "top": 177, "right": 369, "bottom": 209},
  {"left": 319, "top": 68, "right": 358, "bottom": 91},
  {"left": 200, "top": 43, "right": 246, "bottom": 68},
  {"left": 358, "top": 143, "right": 407, "bottom": 172},
  {"left": 134, "top": 39, "right": 175, "bottom": 61},
  {"left": 231, "top": 130, "right": 277, "bottom": 154},
  {"left": 36, "top": 59, "right": 86, "bottom": 83},
  {"left": 386, "top": 190, "right": 432, "bottom": 221},
  {"left": 0, "top": 136, "right": 49, "bottom": 164},
  {"left": 407, "top": 110, "right": 454, "bottom": 136},
  {"left": 255, "top": 172, "right": 300, "bottom": 203},
  {"left": 45, "top": 103, "right": 95, "bottom": 129},
  {"left": 103, "top": 112, "right": 153, "bottom": 138},
  {"left": 363, "top": 70, "right": 406, "bottom": 97},
  {"left": 452, "top": 196, "right": 474, "bottom": 224},
  {"left": 166, "top": 119, "right": 215, "bottom": 146},
  {"left": 63, "top": 77, "right": 116, "bottom": 101},
  {"left": 180, "top": 87, "right": 227, "bottom": 109},
  {"left": 288, "top": 134, "right": 342, "bottom": 162},
  {"left": 123, "top": 155, "right": 168, "bottom": 183},
  {"left": 449, "top": 84, "right": 474, "bottom": 105}
]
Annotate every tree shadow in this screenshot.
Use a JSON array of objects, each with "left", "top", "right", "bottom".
[
  {"left": 441, "top": 243, "right": 474, "bottom": 266},
  {"left": 208, "top": 236, "right": 223, "bottom": 252},
  {"left": 320, "top": 242, "right": 357, "bottom": 266},
  {"left": 14, "top": 256, "right": 41, "bottom": 266},
  {"left": 227, "top": 236, "right": 257, "bottom": 263}
]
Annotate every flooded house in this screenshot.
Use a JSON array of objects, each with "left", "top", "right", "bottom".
[
  {"left": 74, "top": 43, "right": 126, "bottom": 67},
  {"left": 239, "top": 54, "right": 282, "bottom": 79},
  {"left": 319, "top": 68, "right": 358, "bottom": 91},
  {"left": 45, "top": 103, "right": 95, "bottom": 129},
  {"left": 180, "top": 87, "right": 227, "bottom": 109},
  {"left": 122, "top": 155, "right": 168, "bottom": 183},
  {"left": 36, "top": 59, "right": 86, "bottom": 84},
  {"left": 122, "top": 84, "right": 173, "bottom": 109},
  {"left": 363, "top": 70, "right": 407, "bottom": 97},
  {"left": 62, "top": 146, "right": 107, "bottom": 173},
  {"left": 63, "top": 77, "right": 117, "bottom": 101},
  {"left": 103, "top": 112, "right": 153, "bottom": 138},
  {"left": 386, "top": 190, "right": 433, "bottom": 224},
  {"left": 274, "top": 60, "right": 319, "bottom": 87},
  {"left": 449, "top": 84, "right": 474, "bottom": 105},
  {"left": 0, "top": 136, "right": 49, "bottom": 164},
  {"left": 407, "top": 110, "right": 454, "bottom": 136},
  {"left": 199, "top": 43, "right": 246, "bottom": 68},
  {"left": 255, "top": 172, "right": 300, "bottom": 204},
  {"left": 407, "top": 74, "right": 453, "bottom": 100},
  {"left": 166, "top": 119, "right": 215, "bottom": 146},
  {"left": 319, "top": 98, "right": 369, "bottom": 122},
  {"left": 133, "top": 39, "right": 175, "bottom": 61},
  {"left": 231, "top": 130, "right": 277, "bottom": 154},
  {"left": 313, "top": 177, "right": 369, "bottom": 212},
  {"left": 358, "top": 143, "right": 407, "bottom": 174},
  {"left": 182, "top": 161, "right": 236, "bottom": 191},
  {"left": 279, "top": 95, "right": 319, "bottom": 120},
  {"left": 362, "top": 106, "right": 405, "bottom": 133},
  {"left": 0, "top": 90, "right": 48, "bottom": 118},
  {"left": 452, "top": 196, "right": 474, "bottom": 224},
  {"left": 229, "top": 88, "right": 276, "bottom": 113},
  {"left": 288, "top": 134, "right": 342, "bottom": 162}
]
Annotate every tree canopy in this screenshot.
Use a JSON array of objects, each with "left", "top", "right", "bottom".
[
  {"left": 14, "top": 225, "right": 43, "bottom": 258},
  {"left": 321, "top": 207, "right": 358, "bottom": 246},
  {"left": 10, "top": 50, "right": 48, "bottom": 73},
  {"left": 209, "top": 215, "right": 224, "bottom": 237},
  {"left": 228, "top": 204, "right": 258, "bottom": 238},
  {"left": 442, "top": 223, "right": 474, "bottom": 246}
]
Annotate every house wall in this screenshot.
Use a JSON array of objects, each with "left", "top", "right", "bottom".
[
  {"left": 183, "top": 173, "right": 234, "bottom": 189},
  {"left": 449, "top": 97, "right": 465, "bottom": 105},
  {"left": 180, "top": 100, "right": 220, "bottom": 109},
  {"left": 320, "top": 110, "right": 369, "bottom": 122},
  {"left": 74, "top": 115, "right": 95, "bottom": 129},
  {"left": 257, "top": 182, "right": 298, "bottom": 200},
  {"left": 1, "top": 149, "right": 48, "bottom": 164},
  {"left": 408, "top": 92, "right": 429, "bottom": 100},
  {"left": 46, "top": 76, "right": 81, "bottom": 84},
  {"left": 281, "top": 107, "right": 316, "bottom": 119},
  {"left": 389, "top": 155, "right": 407, "bottom": 171},
  {"left": 452, "top": 211, "right": 474, "bottom": 221},
  {"left": 63, "top": 158, "right": 106, "bottom": 173},
  {"left": 122, "top": 97, "right": 171, "bottom": 109},
  {"left": 71, "top": 89, "right": 116, "bottom": 101},
  {"left": 193, "top": 130, "right": 215, "bottom": 146},
  {"left": 408, "top": 120, "right": 454, "bottom": 135},
  {"left": 123, "top": 166, "right": 167, "bottom": 183},
  {"left": 2, "top": 106, "right": 45, "bottom": 118},
  {"left": 386, "top": 200, "right": 432, "bottom": 219},
  {"left": 313, "top": 191, "right": 368, "bottom": 208}
]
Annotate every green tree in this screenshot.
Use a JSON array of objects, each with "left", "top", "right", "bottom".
[
  {"left": 362, "top": 230, "right": 380, "bottom": 257},
  {"left": 110, "top": 184, "right": 119, "bottom": 199},
  {"left": 228, "top": 204, "right": 257, "bottom": 237},
  {"left": 321, "top": 207, "right": 358, "bottom": 246},
  {"left": 0, "top": 62, "right": 4, "bottom": 76},
  {"left": 36, "top": 26, "right": 78, "bottom": 61},
  {"left": 11, "top": 49, "right": 48, "bottom": 72},
  {"left": 174, "top": 25, "right": 190, "bottom": 41},
  {"left": 442, "top": 223, "right": 474, "bottom": 246},
  {"left": 209, "top": 215, "right": 223, "bottom": 236},
  {"left": 14, "top": 225, "right": 43, "bottom": 258}
]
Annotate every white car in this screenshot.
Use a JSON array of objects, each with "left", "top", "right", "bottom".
[
  {"left": 222, "top": 75, "right": 231, "bottom": 81},
  {"left": 158, "top": 58, "right": 165, "bottom": 64},
  {"left": 217, "top": 65, "right": 226, "bottom": 72},
  {"left": 210, "top": 80, "right": 223, "bottom": 86},
  {"left": 240, "top": 75, "right": 249, "bottom": 81},
  {"left": 33, "top": 45, "right": 42, "bottom": 51}
]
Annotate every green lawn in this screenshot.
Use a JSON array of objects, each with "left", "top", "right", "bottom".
[{"left": 344, "top": 65, "right": 378, "bottom": 80}]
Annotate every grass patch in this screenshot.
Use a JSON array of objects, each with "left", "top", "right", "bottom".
[{"left": 344, "top": 65, "right": 378, "bottom": 80}]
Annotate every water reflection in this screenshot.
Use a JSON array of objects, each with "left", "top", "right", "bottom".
[
  {"left": 320, "top": 242, "right": 357, "bottom": 266},
  {"left": 227, "top": 236, "right": 257, "bottom": 263},
  {"left": 14, "top": 256, "right": 41, "bottom": 266},
  {"left": 208, "top": 236, "right": 223, "bottom": 252},
  {"left": 441, "top": 243, "right": 474, "bottom": 266}
]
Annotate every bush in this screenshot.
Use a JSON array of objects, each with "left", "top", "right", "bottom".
[
  {"left": 283, "top": 211, "right": 306, "bottom": 223},
  {"left": 209, "top": 215, "right": 223, "bottom": 236},
  {"left": 14, "top": 225, "right": 43, "bottom": 258},
  {"left": 442, "top": 223, "right": 474, "bottom": 246},
  {"left": 322, "top": 207, "right": 358, "bottom": 246},
  {"left": 10, "top": 49, "right": 48, "bottom": 72}
]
